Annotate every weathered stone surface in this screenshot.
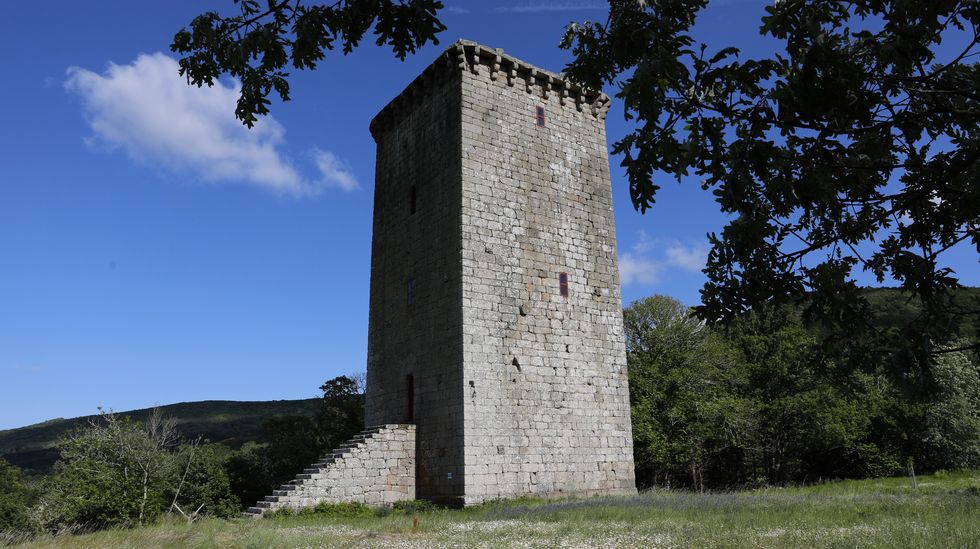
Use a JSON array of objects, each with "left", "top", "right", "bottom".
[
  {"left": 367, "top": 40, "right": 636, "bottom": 506},
  {"left": 366, "top": 49, "right": 466, "bottom": 503},
  {"left": 243, "top": 424, "right": 415, "bottom": 518}
]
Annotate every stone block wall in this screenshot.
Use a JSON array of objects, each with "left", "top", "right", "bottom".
[
  {"left": 456, "top": 46, "right": 636, "bottom": 504},
  {"left": 367, "top": 40, "right": 636, "bottom": 505},
  {"left": 366, "top": 64, "right": 465, "bottom": 503},
  {"left": 245, "top": 424, "right": 415, "bottom": 517}
]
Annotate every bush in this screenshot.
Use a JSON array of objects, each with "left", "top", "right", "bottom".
[
  {"left": 308, "top": 501, "right": 375, "bottom": 518},
  {"left": 167, "top": 444, "right": 239, "bottom": 519},
  {"left": 265, "top": 507, "right": 294, "bottom": 518},
  {"left": 272, "top": 499, "right": 440, "bottom": 519},
  {"left": 391, "top": 499, "right": 436, "bottom": 515},
  {"left": 270, "top": 501, "right": 375, "bottom": 519},
  {"left": 0, "top": 459, "right": 35, "bottom": 534},
  {"left": 42, "top": 413, "right": 173, "bottom": 530},
  {"left": 920, "top": 347, "right": 980, "bottom": 470},
  {"left": 38, "top": 410, "right": 243, "bottom": 531}
]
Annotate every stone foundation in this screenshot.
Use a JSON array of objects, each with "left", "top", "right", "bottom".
[{"left": 244, "top": 424, "right": 415, "bottom": 518}]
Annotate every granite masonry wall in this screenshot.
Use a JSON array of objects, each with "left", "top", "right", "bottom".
[
  {"left": 367, "top": 41, "right": 636, "bottom": 505},
  {"left": 456, "top": 46, "right": 636, "bottom": 504},
  {"left": 365, "top": 62, "right": 466, "bottom": 503},
  {"left": 245, "top": 424, "right": 415, "bottom": 517}
]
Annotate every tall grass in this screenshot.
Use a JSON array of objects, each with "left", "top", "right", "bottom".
[{"left": 13, "top": 470, "right": 980, "bottom": 548}]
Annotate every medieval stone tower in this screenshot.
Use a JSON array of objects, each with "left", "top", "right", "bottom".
[
  {"left": 246, "top": 40, "right": 635, "bottom": 516},
  {"left": 365, "top": 40, "right": 635, "bottom": 506}
]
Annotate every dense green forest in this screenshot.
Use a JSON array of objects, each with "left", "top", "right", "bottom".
[
  {"left": 627, "top": 288, "right": 980, "bottom": 489},
  {"left": 0, "top": 288, "right": 976, "bottom": 537}
]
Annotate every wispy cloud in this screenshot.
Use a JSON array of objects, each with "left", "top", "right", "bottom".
[
  {"left": 496, "top": 2, "right": 607, "bottom": 13},
  {"left": 619, "top": 231, "right": 709, "bottom": 286},
  {"left": 620, "top": 252, "right": 663, "bottom": 285},
  {"left": 664, "top": 241, "right": 709, "bottom": 272},
  {"left": 14, "top": 365, "right": 45, "bottom": 375},
  {"left": 446, "top": 5, "right": 471, "bottom": 14},
  {"left": 312, "top": 148, "right": 359, "bottom": 191},
  {"left": 64, "top": 53, "right": 356, "bottom": 197}
]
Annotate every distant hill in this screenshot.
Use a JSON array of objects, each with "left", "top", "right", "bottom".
[
  {"left": 863, "top": 286, "right": 979, "bottom": 340},
  {"left": 0, "top": 398, "right": 321, "bottom": 473}
]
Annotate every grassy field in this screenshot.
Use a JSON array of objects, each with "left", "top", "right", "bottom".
[{"left": 9, "top": 470, "right": 979, "bottom": 548}]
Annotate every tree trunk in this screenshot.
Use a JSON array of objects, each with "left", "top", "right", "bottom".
[{"left": 139, "top": 470, "right": 149, "bottom": 525}]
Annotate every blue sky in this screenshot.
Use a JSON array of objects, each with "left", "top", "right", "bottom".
[{"left": 1, "top": 1, "right": 976, "bottom": 429}]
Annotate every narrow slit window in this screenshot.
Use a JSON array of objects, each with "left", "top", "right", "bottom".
[
  {"left": 407, "top": 278, "right": 414, "bottom": 305},
  {"left": 559, "top": 272, "right": 569, "bottom": 297},
  {"left": 409, "top": 185, "right": 417, "bottom": 215},
  {"left": 535, "top": 106, "right": 546, "bottom": 127},
  {"left": 406, "top": 374, "right": 415, "bottom": 422}
]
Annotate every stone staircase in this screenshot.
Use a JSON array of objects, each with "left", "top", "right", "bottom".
[{"left": 243, "top": 423, "right": 415, "bottom": 518}]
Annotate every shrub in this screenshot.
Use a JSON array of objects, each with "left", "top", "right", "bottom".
[
  {"left": 167, "top": 444, "right": 240, "bottom": 519},
  {"left": 39, "top": 410, "right": 243, "bottom": 531},
  {"left": 0, "top": 459, "right": 35, "bottom": 534},
  {"left": 265, "top": 507, "right": 294, "bottom": 519},
  {"left": 920, "top": 347, "right": 980, "bottom": 470},
  {"left": 270, "top": 502, "right": 375, "bottom": 519},
  {"left": 42, "top": 413, "right": 174, "bottom": 529},
  {"left": 391, "top": 499, "right": 436, "bottom": 515},
  {"left": 308, "top": 501, "right": 375, "bottom": 518}
]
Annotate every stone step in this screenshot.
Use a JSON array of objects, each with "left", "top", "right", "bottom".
[{"left": 245, "top": 423, "right": 415, "bottom": 515}]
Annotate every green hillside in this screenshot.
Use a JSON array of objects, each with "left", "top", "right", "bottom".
[{"left": 0, "top": 398, "right": 320, "bottom": 473}]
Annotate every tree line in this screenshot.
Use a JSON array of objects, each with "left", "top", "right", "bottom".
[{"left": 626, "top": 291, "right": 980, "bottom": 490}]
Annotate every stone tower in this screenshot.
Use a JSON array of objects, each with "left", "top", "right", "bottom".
[{"left": 365, "top": 40, "right": 635, "bottom": 505}]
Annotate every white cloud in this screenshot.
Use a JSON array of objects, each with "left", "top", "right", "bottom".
[
  {"left": 631, "top": 229, "right": 656, "bottom": 254},
  {"left": 313, "top": 148, "right": 360, "bottom": 191},
  {"left": 619, "top": 232, "right": 709, "bottom": 287},
  {"left": 664, "top": 242, "right": 709, "bottom": 272},
  {"left": 64, "top": 53, "right": 354, "bottom": 197},
  {"left": 620, "top": 252, "right": 662, "bottom": 285}
]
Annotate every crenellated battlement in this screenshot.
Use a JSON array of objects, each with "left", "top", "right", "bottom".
[{"left": 369, "top": 39, "right": 611, "bottom": 139}]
